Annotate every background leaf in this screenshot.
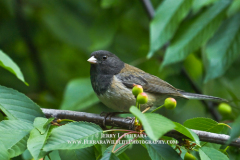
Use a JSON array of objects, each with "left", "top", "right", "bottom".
[
  {"left": 60, "top": 78, "right": 99, "bottom": 111},
  {"left": 27, "top": 117, "right": 53, "bottom": 160},
  {"left": 101, "top": 151, "right": 120, "bottom": 160},
  {"left": 27, "top": 127, "right": 49, "bottom": 160},
  {"left": 192, "top": 0, "right": 218, "bottom": 13},
  {"left": 174, "top": 122, "right": 200, "bottom": 145},
  {"left": 227, "top": 0, "right": 240, "bottom": 17},
  {"left": 130, "top": 106, "right": 175, "bottom": 141},
  {"left": 184, "top": 117, "right": 224, "bottom": 133},
  {"left": 58, "top": 147, "right": 96, "bottom": 160},
  {"left": 227, "top": 115, "right": 240, "bottom": 144},
  {"left": 43, "top": 122, "right": 102, "bottom": 151},
  {"left": 144, "top": 137, "right": 182, "bottom": 160},
  {"left": 204, "top": 13, "right": 240, "bottom": 82},
  {"left": 0, "top": 50, "right": 28, "bottom": 85},
  {"left": 44, "top": 150, "right": 61, "bottom": 160},
  {"left": 40, "top": 1, "right": 91, "bottom": 51},
  {"left": 199, "top": 147, "right": 228, "bottom": 160},
  {"left": 33, "top": 117, "right": 54, "bottom": 134},
  {"left": 89, "top": 16, "right": 117, "bottom": 51},
  {"left": 101, "top": 0, "right": 121, "bottom": 9},
  {"left": 0, "top": 120, "right": 33, "bottom": 158},
  {"left": 22, "top": 149, "right": 33, "bottom": 160},
  {"left": 0, "top": 85, "right": 44, "bottom": 123},
  {"left": 118, "top": 153, "right": 130, "bottom": 160},
  {"left": 148, "top": 0, "right": 193, "bottom": 58},
  {"left": 0, "top": 142, "right": 9, "bottom": 160},
  {"left": 162, "top": 0, "right": 230, "bottom": 67}
]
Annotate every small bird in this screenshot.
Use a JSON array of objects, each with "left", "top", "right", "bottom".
[{"left": 88, "top": 50, "right": 227, "bottom": 112}]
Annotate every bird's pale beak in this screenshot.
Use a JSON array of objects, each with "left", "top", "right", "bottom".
[{"left": 87, "top": 56, "right": 97, "bottom": 64}]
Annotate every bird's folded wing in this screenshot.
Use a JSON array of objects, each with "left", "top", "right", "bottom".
[{"left": 116, "top": 64, "right": 183, "bottom": 97}]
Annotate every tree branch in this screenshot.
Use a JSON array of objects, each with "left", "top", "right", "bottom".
[
  {"left": 140, "top": 0, "right": 220, "bottom": 121},
  {"left": 141, "top": 0, "right": 155, "bottom": 19},
  {"left": 42, "top": 108, "right": 240, "bottom": 148}
]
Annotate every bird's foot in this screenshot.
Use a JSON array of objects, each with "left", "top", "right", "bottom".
[{"left": 100, "top": 112, "right": 129, "bottom": 129}]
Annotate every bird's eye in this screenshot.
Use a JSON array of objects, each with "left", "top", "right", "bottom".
[{"left": 102, "top": 56, "right": 107, "bottom": 60}]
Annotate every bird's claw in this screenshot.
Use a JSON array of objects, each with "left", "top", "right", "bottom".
[{"left": 100, "top": 112, "right": 130, "bottom": 129}]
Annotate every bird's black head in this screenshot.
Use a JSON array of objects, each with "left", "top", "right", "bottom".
[
  {"left": 88, "top": 50, "right": 125, "bottom": 95},
  {"left": 88, "top": 50, "right": 124, "bottom": 75}
]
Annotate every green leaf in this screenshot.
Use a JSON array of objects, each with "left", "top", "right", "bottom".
[
  {"left": 58, "top": 147, "right": 96, "bottom": 160},
  {"left": 22, "top": 149, "right": 33, "bottom": 160},
  {"left": 199, "top": 147, "right": 228, "bottom": 160},
  {"left": 101, "top": 151, "right": 120, "bottom": 160},
  {"left": 43, "top": 122, "right": 102, "bottom": 151},
  {"left": 27, "top": 127, "right": 50, "bottom": 160},
  {"left": 0, "top": 85, "right": 44, "bottom": 123},
  {"left": 118, "top": 152, "right": 130, "bottom": 160},
  {"left": 60, "top": 78, "right": 99, "bottom": 111},
  {"left": 192, "top": 0, "right": 218, "bottom": 13},
  {"left": 0, "top": 111, "right": 4, "bottom": 121},
  {"left": 0, "top": 120, "right": 33, "bottom": 158},
  {"left": 227, "top": 115, "right": 240, "bottom": 144},
  {"left": 89, "top": 14, "right": 117, "bottom": 51},
  {"left": 130, "top": 106, "right": 175, "bottom": 141},
  {"left": 33, "top": 117, "right": 54, "bottom": 134},
  {"left": 41, "top": 2, "right": 90, "bottom": 51},
  {"left": 144, "top": 137, "right": 182, "bottom": 160},
  {"left": 0, "top": 142, "right": 9, "bottom": 160},
  {"left": 94, "top": 144, "right": 103, "bottom": 159},
  {"left": 184, "top": 117, "right": 224, "bottom": 133},
  {"left": 219, "top": 149, "right": 229, "bottom": 157},
  {"left": 101, "top": 0, "right": 121, "bottom": 8},
  {"left": 44, "top": 150, "right": 61, "bottom": 160},
  {"left": 183, "top": 54, "right": 203, "bottom": 81},
  {"left": 174, "top": 122, "right": 200, "bottom": 145},
  {"left": 227, "top": 0, "right": 240, "bottom": 17},
  {"left": 162, "top": 0, "right": 230, "bottom": 67},
  {"left": 106, "top": 144, "right": 130, "bottom": 157},
  {"left": 148, "top": 0, "right": 193, "bottom": 58},
  {"left": 8, "top": 135, "right": 29, "bottom": 158},
  {"left": 0, "top": 50, "right": 28, "bottom": 85},
  {"left": 27, "top": 117, "right": 53, "bottom": 160},
  {"left": 204, "top": 13, "right": 240, "bottom": 82}
]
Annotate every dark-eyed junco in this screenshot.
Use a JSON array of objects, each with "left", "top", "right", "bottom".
[{"left": 88, "top": 50, "right": 227, "bottom": 112}]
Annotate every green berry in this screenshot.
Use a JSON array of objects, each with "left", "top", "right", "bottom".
[
  {"left": 218, "top": 103, "right": 232, "bottom": 116},
  {"left": 164, "top": 98, "right": 177, "bottom": 110},
  {"left": 137, "top": 92, "right": 148, "bottom": 104},
  {"left": 132, "top": 85, "right": 143, "bottom": 96},
  {"left": 184, "top": 152, "right": 196, "bottom": 160}
]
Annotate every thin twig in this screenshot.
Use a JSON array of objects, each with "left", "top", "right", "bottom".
[
  {"left": 111, "top": 131, "right": 140, "bottom": 152},
  {"left": 141, "top": 0, "right": 155, "bottom": 19},
  {"left": 113, "top": 136, "right": 139, "bottom": 153}
]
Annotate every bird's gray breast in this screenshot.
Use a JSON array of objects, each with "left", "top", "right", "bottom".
[
  {"left": 97, "top": 76, "right": 136, "bottom": 111},
  {"left": 90, "top": 72, "right": 113, "bottom": 95}
]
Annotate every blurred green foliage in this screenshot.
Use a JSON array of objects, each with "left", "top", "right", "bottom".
[
  {"left": 0, "top": 50, "right": 28, "bottom": 85},
  {"left": 0, "top": 0, "right": 240, "bottom": 159}
]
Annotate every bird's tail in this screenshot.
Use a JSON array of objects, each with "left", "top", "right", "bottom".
[{"left": 179, "top": 91, "right": 228, "bottom": 102}]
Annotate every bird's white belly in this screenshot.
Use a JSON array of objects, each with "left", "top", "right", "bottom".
[
  {"left": 97, "top": 78, "right": 136, "bottom": 111},
  {"left": 97, "top": 76, "right": 166, "bottom": 112}
]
